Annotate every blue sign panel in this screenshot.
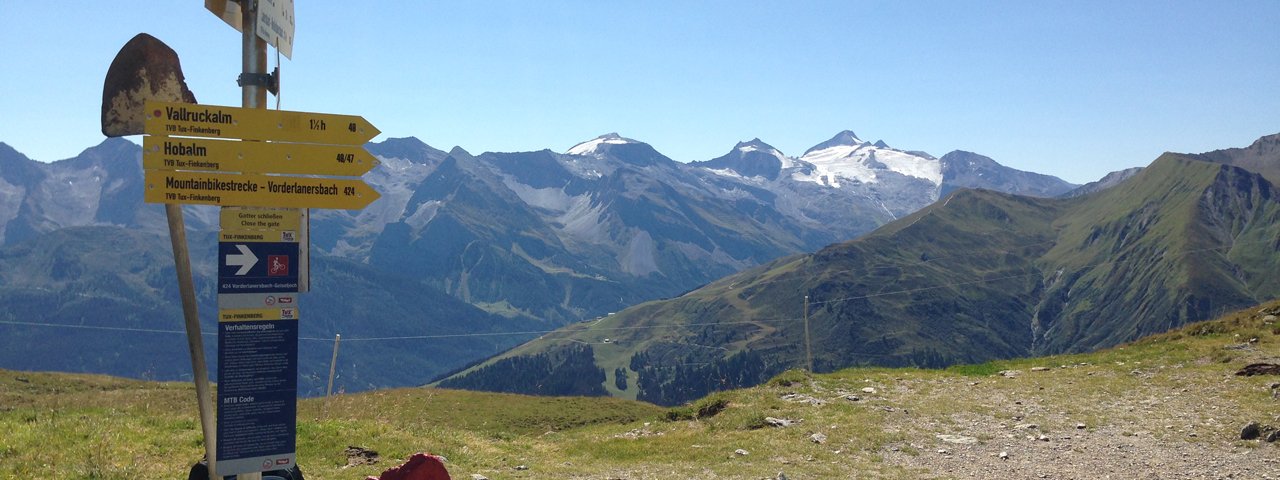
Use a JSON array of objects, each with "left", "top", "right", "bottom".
[
  {"left": 216, "top": 317, "right": 298, "bottom": 475},
  {"left": 218, "top": 241, "right": 299, "bottom": 294}
]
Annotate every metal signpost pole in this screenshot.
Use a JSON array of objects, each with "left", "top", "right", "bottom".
[
  {"left": 240, "top": 5, "right": 267, "bottom": 480},
  {"left": 156, "top": 3, "right": 370, "bottom": 476},
  {"left": 242, "top": 1, "right": 267, "bottom": 112}
]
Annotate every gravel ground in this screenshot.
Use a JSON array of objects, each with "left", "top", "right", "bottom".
[
  {"left": 878, "top": 368, "right": 1280, "bottom": 479},
  {"left": 883, "top": 414, "right": 1280, "bottom": 479}
]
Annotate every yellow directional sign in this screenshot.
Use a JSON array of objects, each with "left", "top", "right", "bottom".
[
  {"left": 144, "top": 170, "right": 380, "bottom": 210},
  {"left": 143, "top": 136, "right": 379, "bottom": 176},
  {"left": 143, "top": 100, "right": 379, "bottom": 145}
]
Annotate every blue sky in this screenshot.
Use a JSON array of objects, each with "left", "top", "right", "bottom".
[{"left": 1, "top": 1, "right": 1277, "bottom": 184}]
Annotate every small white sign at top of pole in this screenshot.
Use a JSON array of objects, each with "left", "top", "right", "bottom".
[
  {"left": 256, "top": 0, "right": 294, "bottom": 59},
  {"left": 205, "top": 0, "right": 295, "bottom": 59}
]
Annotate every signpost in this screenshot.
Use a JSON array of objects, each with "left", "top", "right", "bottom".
[
  {"left": 143, "top": 136, "right": 379, "bottom": 176},
  {"left": 144, "top": 170, "right": 379, "bottom": 209},
  {"left": 215, "top": 310, "right": 299, "bottom": 475},
  {"left": 254, "top": 0, "right": 295, "bottom": 59},
  {"left": 144, "top": 100, "right": 379, "bottom": 144},
  {"left": 141, "top": 2, "right": 381, "bottom": 477},
  {"left": 205, "top": 0, "right": 295, "bottom": 59},
  {"left": 215, "top": 205, "right": 303, "bottom": 476},
  {"left": 218, "top": 242, "right": 300, "bottom": 294}
]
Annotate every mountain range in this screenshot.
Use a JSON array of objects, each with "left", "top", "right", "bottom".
[
  {"left": 0, "top": 130, "right": 1079, "bottom": 393},
  {"left": 441, "top": 134, "right": 1280, "bottom": 405}
]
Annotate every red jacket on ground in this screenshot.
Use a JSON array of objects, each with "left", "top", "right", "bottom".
[{"left": 366, "top": 453, "right": 451, "bottom": 480}]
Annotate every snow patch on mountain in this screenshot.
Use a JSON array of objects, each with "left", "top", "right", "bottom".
[
  {"left": 567, "top": 133, "right": 637, "bottom": 156},
  {"left": 873, "top": 149, "right": 942, "bottom": 184},
  {"left": 560, "top": 155, "right": 609, "bottom": 179},
  {"left": 706, "top": 167, "right": 752, "bottom": 181},
  {"left": 796, "top": 143, "right": 941, "bottom": 187},
  {"left": 794, "top": 145, "right": 877, "bottom": 187}
]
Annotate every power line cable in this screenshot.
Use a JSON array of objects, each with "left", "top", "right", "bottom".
[
  {"left": 0, "top": 319, "right": 213, "bottom": 336},
  {"left": 0, "top": 238, "right": 1271, "bottom": 344}
]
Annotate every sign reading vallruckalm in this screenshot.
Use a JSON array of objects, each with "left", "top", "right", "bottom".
[{"left": 144, "top": 100, "right": 377, "bottom": 144}]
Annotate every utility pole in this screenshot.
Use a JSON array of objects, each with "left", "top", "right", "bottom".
[{"left": 804, "top": 294, "right": 813, "bottom": 372}]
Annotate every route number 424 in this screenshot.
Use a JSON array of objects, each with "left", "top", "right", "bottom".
[{"left": 343, "top": 186, "right": 358, "bottom": 196}]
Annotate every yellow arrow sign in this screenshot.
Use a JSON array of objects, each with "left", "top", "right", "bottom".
[
  {"left": 143, "top": 100, "right": 379, "bottom": 145},
  {"left": 144, "top": 170, "right": 380, "bottom": 210},
  {"left": 143, "top": 136, "right": 379, "bottom": 176}
]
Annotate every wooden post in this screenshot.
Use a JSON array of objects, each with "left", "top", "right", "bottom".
[
  {"left": 324, "top": 334, "right": 341, "bottom": 418},
  {"left": 101, "top": 32, "right": 215, "bottom": 479},
  {"left": 804, "top": 295, "right": 813, "bottom": 373},
  {"left": 167, "top": 204, "right": 219, "bottom": 479}
]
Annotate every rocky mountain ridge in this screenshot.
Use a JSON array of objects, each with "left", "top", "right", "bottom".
[
  {"left": 0, "top": 132, "right": 1078, "bottom": 323},
  {"left": 442, "top": 134, "right": 1280, "bottom": 405},
  {"left": 0, "top": 131, "right": 1081, "bottom": 392}
]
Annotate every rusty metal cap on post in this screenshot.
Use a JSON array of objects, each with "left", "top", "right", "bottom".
[{"left": 102, "top": 33, "right": 197, "bottom": 137}]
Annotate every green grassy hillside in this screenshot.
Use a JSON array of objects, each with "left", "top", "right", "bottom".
[
  {"left": 3, "top": 300, "right": 1278, "bottom": 478},
  {"left": 1035, "top": 154, "right": 1280, "bottom": 352},
  {"left": 444, "top": 154, "right": 1280, "bottom": 405}
]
